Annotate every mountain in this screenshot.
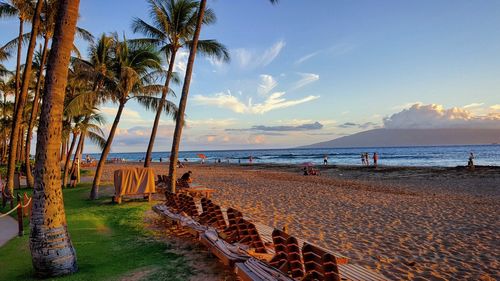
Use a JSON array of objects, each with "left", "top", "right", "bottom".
[{"left": 301, "top": 128, "right": 500, "bottom": 148}]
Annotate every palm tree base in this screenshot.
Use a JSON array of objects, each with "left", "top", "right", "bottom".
[{"left": 30, "top": 225, "right": 78, "bottom": 278}]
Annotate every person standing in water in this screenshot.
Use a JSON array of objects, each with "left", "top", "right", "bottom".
[
  {"left": 323, "top": 155, "right": 328, "bottom": 165},
  {"left": 373, "top": 152, "right": 379, "bottom": 167},
  {"left": 365, "top": 153, "right": 370, "bottom": 166},
  {"left": 361, "top": 153, "right": 366, "bottom": 165}
]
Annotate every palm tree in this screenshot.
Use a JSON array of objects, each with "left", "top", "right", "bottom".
[
  {"left": 90, "top": 36, "right": 167, "bottom": 199},
  {"left": 0, "top": 77, "right": 14, "bottom": 164},
  {"left": 4, "top": 0, "right": 43, "bottom": 201},
  {"left": 132, "top": 0, "right": 229, "bottom": 167},
  {"left": 0, "top": 0, "right": 35, "bottom": 105},
  {"left": 30, "top": 0, "right": 79, "bottom": 277},
  {"left": 167, "top": 0, "right": 278, "bottom": 192},
  {"left": 66, "top": 109, "right": 106, "bottom": 187}
]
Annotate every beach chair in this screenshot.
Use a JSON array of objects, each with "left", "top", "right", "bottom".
[
  {"left": 234, "top": 258, "right": 296, "bottom": 281},
  {"left": 199, "top": 227, "right": 250, "bottom": 267},
  {"left": 198, "top": 199, "right": 227, "bottom": 231},
  {"left": 235, "top": 218, "right": 271, "bottom": 257},
  {"left": 302, "top": 243, "right": 340, "bottom": 281},
  {"left": 222, "top": 207, "right": 243, "bottom": 243}
]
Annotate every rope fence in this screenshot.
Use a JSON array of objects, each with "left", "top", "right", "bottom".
[{"left": 0, "top": 192, "right": 33, "bottom": 237}]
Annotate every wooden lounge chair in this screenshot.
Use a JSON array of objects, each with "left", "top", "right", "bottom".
[
  {"left": 199, "top": 228, "right": 249, "bottom": 267},
  {"left": 222, "top": 207, "right": 243, "bottom": 243},
  {"left": 235, "top": 258, "right": 295, "bottom": 281},
  {"left": 302, "top": 243, "right": 341, "bottom": 281},
  {"left": 198, "top": 200, "right": 227, "bottom": 231},
  {"left": 235, "top": 218, "right": 273, "bottom": 260}
]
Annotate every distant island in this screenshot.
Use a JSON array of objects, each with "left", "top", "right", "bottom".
[{"left": 301, "top": 128, "right": 500, "bottom": 148}]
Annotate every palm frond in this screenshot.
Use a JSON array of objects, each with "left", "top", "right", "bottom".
[
  {"left": 191, "top": 39, "right": 230, "bottom": 62},
  {"left": 0, "top": 2, "right": 17, "bottom": 18},
  {"left": 86, "top": 130, "right": 106, "bottom": 150},
  {"left": 1, "top": 32, "right": 31, "bottom": 52},
  {"left": 76, "top": 27, "right": 95, "bottom": 43},
  {"left": 134, "top": 95, "right": 178, "bottom": 119}
]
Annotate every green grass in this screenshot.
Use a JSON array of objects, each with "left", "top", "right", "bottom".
[{"left": 0, "top": 183, "right": 192, "bottom": 281}]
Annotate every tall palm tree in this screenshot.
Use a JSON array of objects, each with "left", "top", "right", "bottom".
[
  {"left": 30, "top": 0, "right": 79, "bottom": 277},
  {"left": 167, "top": 0, "right": 278, "bottom": 192},
  {"left": 66, "top": 110, "right": 106, "bottom": 187},
  {"left": 4, "top": 0, "right": 43, "bottom": 201},
  {"left": 132, "top": 0, "right": 229, "bottom": 167},
  {"left": 90, "top": 36, "right": 167, "bottom": 199},
  {"left": 0, "top": 0, "right": 35, "bottom": 106}
]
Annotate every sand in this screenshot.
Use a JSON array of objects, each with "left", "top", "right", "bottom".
[{"left": 91, "top": 162, "right": 500, "bottom": 281}]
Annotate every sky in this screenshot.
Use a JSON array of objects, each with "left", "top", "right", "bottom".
[{"left": 1, "top": 0, "right": 499, "bottom": 153}]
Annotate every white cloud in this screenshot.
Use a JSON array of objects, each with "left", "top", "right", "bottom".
[
  {"left": 260, "top": 40, "right": 286, "bottom": 66},
  {"left": 289, "top": 72, "right": 320, "bottom": 91},
  {"left": 257, "top": 74, "right": 278, "bottom": 96},
  {"left": 490, "top": 104, "right": 500, "bottom": 111},
  {"left": 295, "top": 51, "right": 320, "bottom": 65},
  {"left": 100, "top": 107, "right": 141, "bottom": 120},
  {"left": 384, "top": 103, "right": 500, "bottom": 129},
  {"left": 463, "top": 102, "right": 484, "bottom": 109},
  {"left": 186, "top": 118, "right": 237, "bottom": 128},
  {"left": 173, "top": 50, "right": 189, "bottom": 74},
  {"left": 192, "top": 90, "right": 319, "bottom": 115},
  {"left": 233, "top": 40, "right": 286, "bottom": 69}
]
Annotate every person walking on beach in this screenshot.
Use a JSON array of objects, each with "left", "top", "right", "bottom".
[
  {"left": 361, "top": 153, "right": 365, "bottom": 165},
  {"left": 323, "top": 155, "right": 328, "bottom": 165},
  {"left": 365, "top": 153, "right": 370, "bottom": 166},
  {"left": 468, "top": 152, "right": 475, "bottom": 169},
  {"left": 373, "top": 152, "right": 379, "bottom": 167}
]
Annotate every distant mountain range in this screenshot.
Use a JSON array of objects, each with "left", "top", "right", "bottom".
[{"left": 301, "top": 128, "right": 500, "bottom": 148}]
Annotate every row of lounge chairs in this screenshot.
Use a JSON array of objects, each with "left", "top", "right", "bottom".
[{"left": 153, "top": 192, "right": 389, "bottom": 281}]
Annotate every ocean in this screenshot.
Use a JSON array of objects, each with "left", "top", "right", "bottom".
[{"left": 86, "top": 145, "right": 500, "bottom": 167}]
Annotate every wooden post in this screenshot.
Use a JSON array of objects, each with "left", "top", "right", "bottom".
[
  {"left": 14, "top": 172, "right": 20, "bottom": 190},
  {"left": 76, "top": 158, "right": 80, "bottom": 184},
  {"left": 23, "top": 193, "right": 29, "bottom": 217},
  {"left": 16, "top": 193, "right": 23, "bottom": 236}
]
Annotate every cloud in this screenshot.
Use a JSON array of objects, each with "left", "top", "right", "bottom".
[
  {"left": 289, "top": 72, "right": 320, "bottom": 91},
  {"left": 100, "top": 107, "right": 141, "bottom": 120},
  {"left": 193, "top": 90, "right": 319, "bottom": 114},
  {"left": 248, "top": 134, "right": 266, "bottom": 144},
  {"left": 294, "top": 43, "right": 356, "bottom": 66},
  {"left": 463, "top": 103, "right": 484, "bottom": 109},
  {"left": 295, "top": 51, "right": 320, "bottom": 65},
  {"left": 186, "top": 118, "right": 236, "bottom": 129},
  {"left": 384, "top": 103, "right": 500, "bottom": 129},
  {"left": 173, "top": 50, "right": 189, "bottom": 73},
  {"left": 227, "top": 122, "right": 323, "bottom": 132},
  {"left": 233, "top": 40, "right": 285, "bottom": 69},
  {"left": 338, "top": 122, "right": 379, "bottom": 129},
  {"left": 257, "top": 74, "right": 278, "bottom": 96}
]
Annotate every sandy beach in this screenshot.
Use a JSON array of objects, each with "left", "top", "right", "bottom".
[{"left": 91, "top": 162, "right": 500, "bottom": 280}]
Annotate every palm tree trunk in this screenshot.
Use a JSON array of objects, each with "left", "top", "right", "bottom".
[
  {"left": 25, "top": 34, "right": 50, "bottom": 188},
  {"left": 60, "top": 138, "right": 67, "bottom": 163},
  {"left": 5, "top": 0, "right": 43, "bottom": 198},
  {"left": 70, "top": 132, "right": 84, "bottom": 187},
  {"left": 30, "top": 0, "right": 80, "bottom": 277},
  {"left": 168, "top": 0, "right": 206, "bottom": 193},
  {"left": 90, "top": 101, "right": 125, "bottom": 199},
  {"left": 144, "top": 49, "right": 177, "bottom": 168},
  {"left": 14, "top": 18, "right": 23, "bottom": 108},
  {"left": 62, "top": 131, "right": 78, "bottom": 188}
]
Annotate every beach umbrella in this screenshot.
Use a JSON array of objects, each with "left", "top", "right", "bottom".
[
  {"left": 303, "top": 162, "right": 314, "bottom": 167},
  {"left": 197, "top": 153, "right": 207, "bottom": 159}
]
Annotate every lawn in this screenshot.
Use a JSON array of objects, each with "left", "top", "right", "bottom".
[{"left": 0, "top": 183, "right": 192, "bottom": 281}]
